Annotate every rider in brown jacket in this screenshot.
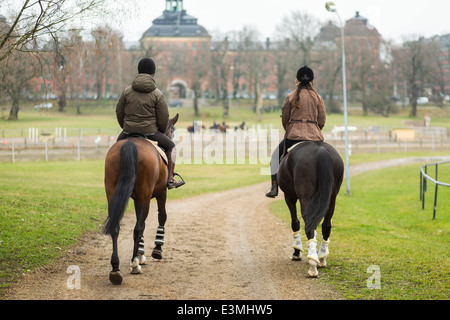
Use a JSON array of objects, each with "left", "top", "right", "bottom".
[
  {"left": 266, "top": 66, "right": 326, "bottom": 198},
  {"left": 116, "top": 58, "right": 184, "bottom": 189}
]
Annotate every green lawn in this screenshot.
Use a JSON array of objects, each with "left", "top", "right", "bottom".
[
  {"left": 270, "top": 162, "right": 450, "bottom": 300},
  {"left": 2, "top": 103, "right": 450, "bottom": 138}
]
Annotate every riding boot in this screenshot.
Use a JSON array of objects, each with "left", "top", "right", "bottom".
[
  {"left": 265, "top": 174, "right": 279, "bottom": 198},
  {"left": 166, "top": 151, "right": 185, "bottom": 190}
]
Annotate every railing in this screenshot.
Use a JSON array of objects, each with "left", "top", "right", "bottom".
[{"left": 420, "top": 160, "right": 450, "bottom": 219}]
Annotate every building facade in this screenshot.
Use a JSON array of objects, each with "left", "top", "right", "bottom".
[{"left": 140, "top": 0, "right": 211, "bottom": 99}]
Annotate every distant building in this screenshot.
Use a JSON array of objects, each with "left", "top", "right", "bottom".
[
  {"left": 314, "top": 11, "right": 382, "bottom": 109},
  {"left": 433, "top": 34, "right": 450, "bottom": 95},
  {"left": 141, "top": 0, "right": 211, "bottom": 98}
]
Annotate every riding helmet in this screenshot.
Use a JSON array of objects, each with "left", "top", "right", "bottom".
[{"left": 296, "top": 66, "right": 314, "bottom": 83}]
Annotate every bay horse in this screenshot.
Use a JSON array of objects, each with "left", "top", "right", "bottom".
[
  {"left": 103, "top": 114, "right": 179, "bottom": 285},
  {"left": 277, "top": 141, "right": 344, "bottom": 277}
]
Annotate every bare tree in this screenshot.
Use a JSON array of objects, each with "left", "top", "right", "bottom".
[
  {"left": 0, "top": 0, "right": 110, "bottom": 62},
  {"left": 234, "top": 26, "right": 266, "bottom": 120},
  {"left": 275, "top": 11, "right": 320, "bottom": 66},
  {"left": 270, "top": 37, "right": 296, "bottom": 108},
  {"left": 1, "top": 50, "right": 41, "bottom": 120},
  {"left": 90, "top": 25, "right": 123, "bottom": 101},
  {"left": 188, "top": 45, "right": 210, "bottom": 117},
  {"left": 210, "top": 33, "right": 233, "bottom": 117},
  {"left": 345, "top": 36, "right": 380, "bottom": 115},
  {"left": 394, "top": 35, "right": 432, "bottom": 117}
]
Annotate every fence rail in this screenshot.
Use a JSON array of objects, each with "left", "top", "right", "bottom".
[
  {"left": 1, "top": 127, "right": 450, "bottom": 163},
  {"left": 420, "top": 160, "right": 450, "bottom": 219}
]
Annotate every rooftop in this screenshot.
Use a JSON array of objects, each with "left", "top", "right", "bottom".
[{"left": 142, "top": 0, "right": 208, "bottom": 38}]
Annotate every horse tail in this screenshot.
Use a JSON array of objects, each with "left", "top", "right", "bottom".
[
  {"left": 103, "top": 140, "right": 137, "bottom": 236},
  {"left": 304, "top": 145, "right": 334, "bottom": 236}
]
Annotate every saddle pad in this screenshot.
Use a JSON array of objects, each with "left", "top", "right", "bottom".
[
  {"left": 287, "top": 141, "right": 307, "bottom": 153},
  {"left": 145, "top": 139, "right": 168, "bottom": 165}
]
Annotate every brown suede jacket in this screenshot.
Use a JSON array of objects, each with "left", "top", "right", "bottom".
[
  {"left": 116, "top": 74, "right": 169, "bottom": 135},
  {"left": 281, "top": 88, "right": 326, "bottom": 141}
]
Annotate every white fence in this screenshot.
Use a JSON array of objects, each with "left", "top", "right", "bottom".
[{"left": 0, "top": 126, "right": 449, "bottom": 163}]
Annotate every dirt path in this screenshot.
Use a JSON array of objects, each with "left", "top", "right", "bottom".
[{"left": 7, "top": 156, "right": 449, "bottom": 300}]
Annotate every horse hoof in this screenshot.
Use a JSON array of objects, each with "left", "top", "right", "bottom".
[
  {"left": 292, "top": 254, "right": 302, "bottom": 261},
  {"left": 307, "top": 271, "right": 319, "bottom": 278},
  {"left": 152, "top": 249, "right": 163, "bottom": 260},
  {"left": 109, "top": 271, "right": 122, "bottom": 285},
  {"left": 139, "top": 253, "right": 147, "bottom": 265},
  {"left": 131, "top": 258, "right": 142, "bottom": 274},
  {"left": 131, "top": 267, "right": 142, "bottom": 274},
  {"left": 307, "top": 259, "right": 319, "bottom": 278},
  {"left": 318, "top": 257, "right": 327, "bottom": 268}
]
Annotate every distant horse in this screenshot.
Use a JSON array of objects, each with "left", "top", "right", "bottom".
[
  {"left": 234, "top": 121, "right": 247, "bottom": 131},
  {"left": 210, "top": 121, "right": 229, "bottom": 133},
  {"left": 103, "top": 114, "right": 179, "bottom": 285},
  {"left": 277, "top": 141, "right": 344, "bottom": 277},
  {"left": 187, "top": 121, "right": 205, "bottom": 133}
]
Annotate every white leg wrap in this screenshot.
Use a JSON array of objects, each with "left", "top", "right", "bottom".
[
  {"left": 307, "top": 236, "right": 319, "bottom": 277},
  {"left": 292, "top": 231, "right": 303, "bottom": 251},
  {"left": 318, "top": 239, "right": 330, "bottom": 268},
  {"left": 130, "top": 257, "right": 142, "bottom": 274},
  {"left": 306, "top": 239, "right": 319, "bottom": 264},
  {"left": 318, "top": 239, "right": 330, "bottom": 259}
]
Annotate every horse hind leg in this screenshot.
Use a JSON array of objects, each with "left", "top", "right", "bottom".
[
  {"left": 292, "top": 231, "right": 303, "bottom": 261},
  {"left": 152, "top": 194, "right": 167, "bottom": 260},
  {"left": 318, "top": 198, "right": 335, "bottom": 268},
  {"left": 109, "top": 228, "right": 123, "bottom": 285},
  {"left": 152, "top": 226, "right": 165, "bottom": 260},
  {"left": 306, "top": 231, "right": 319, "bottom": 278},
  {"left": 138, "top": 236, "right": 146, "bottom": 265},
  {"left": 285, "top": 194, "right": 302, "bottom": 260},
  {"left": 131, "top": 199, "right": 150, "bottom": 274},
  {"left": 318, "top": 239, "right": 330, "bottom": 268}
]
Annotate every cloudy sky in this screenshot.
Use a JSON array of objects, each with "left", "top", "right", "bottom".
[{"left": 119, "top": 0, "right": 449, "bottom": 44}]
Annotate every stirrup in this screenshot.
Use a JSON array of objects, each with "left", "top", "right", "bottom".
[
  {"left": 265, "top": 186, "right": 278, "bottom": 198},
  {"left": 168, "top": 173, "right": 185, "bottom": 190}
]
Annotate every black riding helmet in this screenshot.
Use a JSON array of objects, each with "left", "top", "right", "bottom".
[{"left": 296, "top": 66, "right": 314, "bottom": 83}]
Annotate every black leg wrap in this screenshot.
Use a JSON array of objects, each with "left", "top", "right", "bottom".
[
  {"left": 138, "top": 236, "right": 145, "bottom": 255},
  {"left": 155, "top": 226, "right": 165, "bottom": 246}
]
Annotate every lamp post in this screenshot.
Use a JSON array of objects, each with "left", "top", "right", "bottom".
[{"left": 326, "top": 2, "right": 350, "bottom": 195}]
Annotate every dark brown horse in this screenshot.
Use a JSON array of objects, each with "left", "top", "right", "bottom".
[
  {"left": 103, "top": 114, "right": 179, "bottom": 285},
  {"left": 277, "top": 141, "right": 344, "bottom": 277}
]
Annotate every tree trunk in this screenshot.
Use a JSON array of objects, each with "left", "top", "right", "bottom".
[
  {"left": 8, "top": 98, "right": 19, "bottom": 120},
  {"left": 58, "top": 91, "right": 66, "bottom": 112},
  {"left": 222, "top": 87, "right": 229, "bottom": 118},
  {"left": 193, "top": 87, "right": 199, "bottom": 117},
  {"left": 255, "top": 80, "right": 263, "bottom": 122}
]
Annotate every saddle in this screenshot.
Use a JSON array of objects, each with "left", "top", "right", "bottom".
[
  {"left": 124, "top": 132, "right": 168, "bottom": 165},
  {"left": 145, "top": 139, "right": 168, "bottom": 165},
  {"left": 287, "top": 141, "right": 307, "bottom": 153}
]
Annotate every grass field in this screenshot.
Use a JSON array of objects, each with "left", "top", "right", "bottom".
[
  {"left": 270, "top": 162, "right": 450, "bottom": 300},
  {"left": 2, "top": 102, "right": 450, "bottom": 137}
]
